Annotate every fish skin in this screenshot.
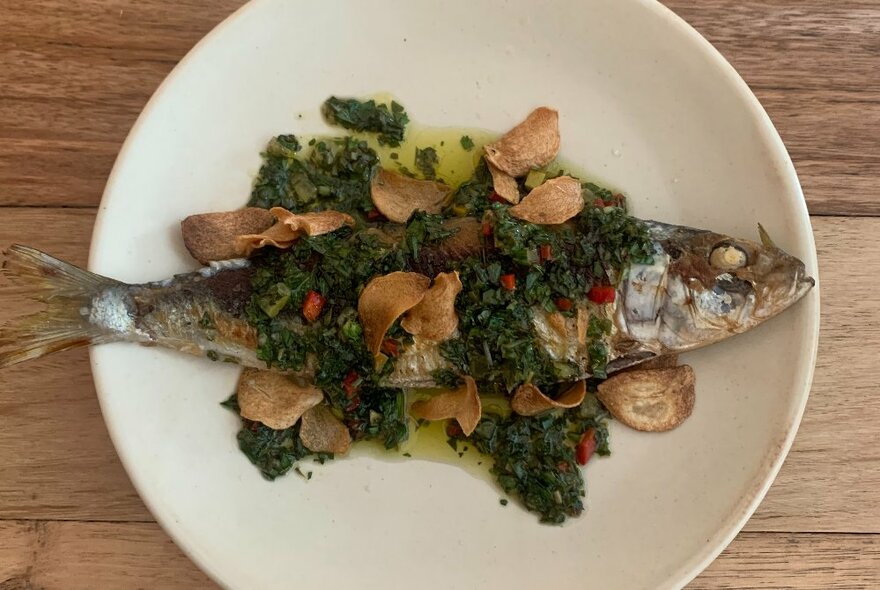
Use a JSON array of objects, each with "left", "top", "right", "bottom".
[
  {"left": 0, "top": 218, "right": 814, "bottom": 384},
  {"left": 610, "top": 222, "right": 815, "bottom": 368},
  {"left": 132, "top": 267, "right": 262, "bottom": 366},
  {"left": 83, "top": 261, "right": 265, "bottom": 368}
]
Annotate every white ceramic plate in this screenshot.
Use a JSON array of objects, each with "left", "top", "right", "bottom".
[{"left": 89, "top": 1, "right": 820, "bottom": 588}]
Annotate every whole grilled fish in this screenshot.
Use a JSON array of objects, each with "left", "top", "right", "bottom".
[{"left": 0, "top": 217, "right": 813, "bottom": 384}]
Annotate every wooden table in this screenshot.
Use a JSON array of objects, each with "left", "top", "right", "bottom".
[{"left": 0, "top": 1, "right": 877, "bottom": 587}]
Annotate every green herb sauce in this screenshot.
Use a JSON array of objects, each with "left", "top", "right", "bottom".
[
  {"left": 227, "top": 95, "right": 654, "bottom": 523},
  {"left": 321, "top": 96, "right": 409, "bottom": 147}
]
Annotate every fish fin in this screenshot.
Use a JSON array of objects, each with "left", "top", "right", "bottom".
[
  {"left": 757, "top": 223, "right": 777, "bottom": 249},
  {"left": 0, "top": 245, "right": 121, "bottom": 368}
]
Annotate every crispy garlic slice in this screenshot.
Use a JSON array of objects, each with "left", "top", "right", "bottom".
[
  {"left": 370, "top": 168, "right": 451, "bottom": 223},
  {"left": 300, "top": 404, "right": 352, "bottom": 454},
  {"left": 237, "top": 369, "right": 323, "bottom": 430},
  {"left": 511, "top": 381, "right": 586, "bottom": 417},
  {"left": 597, "top": 366, "right": 695, "bottom": 432},
  {"left": 181, "top": 208, "right": 274, "bottom": 263},
  {"left": 509, "top": 176, "right": 584, "bottom": 224},
  {"left": 401, "top": 271, "right": 463, "bottom": 341},
  {"left": 484, "top": 107, "right": 560, "bottom": 177},
  {"left": 358, "top": 271, "right": 431, "bottom": 356},
  {"left": 235, "top": 208, "right": 354, "bottom": 256},
  {"left": 410, "top": 376, "right": 481, "bottom": 436}
]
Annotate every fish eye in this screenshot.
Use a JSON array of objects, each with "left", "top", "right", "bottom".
[{"left": 709, "top": 243, "right": 748, "bottom": 271}]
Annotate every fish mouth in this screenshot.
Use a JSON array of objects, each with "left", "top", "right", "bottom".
[
  {"left": 781, "top": 269, "right": 815, "bottom": 312},
  {"left": 754, "top": 266, "right": 814, "bottom": 322},
  {"left": 796, "top": 274, "right": 816, "bottom": 301}
]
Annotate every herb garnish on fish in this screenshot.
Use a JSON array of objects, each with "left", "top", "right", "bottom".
[{"left": 233, "top": 113, "right": 649, "bottom": 518}]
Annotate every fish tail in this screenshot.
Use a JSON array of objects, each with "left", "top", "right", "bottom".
[{"left": 0, "top": 245, "right": 121, "bottom": 368}]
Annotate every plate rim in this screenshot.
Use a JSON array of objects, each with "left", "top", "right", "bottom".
[
  {"left": 631, "top": 1, "right": 820, "bottom": 587},
  {"left": 87, "top": 1, "right": 821, "bottom": 588}
]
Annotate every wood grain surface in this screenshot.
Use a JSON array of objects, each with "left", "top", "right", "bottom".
[{"left": 0, "top": 1, "right": 878, "bottom": 588}]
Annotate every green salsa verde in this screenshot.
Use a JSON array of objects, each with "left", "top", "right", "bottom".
[{"left": 224, "top": 96, "right": 653, "bottom": 523}]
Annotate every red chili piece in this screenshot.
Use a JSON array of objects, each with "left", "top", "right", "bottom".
[
  {"left": 381, "top": 338, "right": 399, "bottom": 358},
  {"left": 539, "top": 244, "right": 552, "bottom": 262},
  {"left": 446, "top": 421, "right": 464, "bottom": 438},
  {"left": 587, "top": 286, "right": 616, "bottom": 304},
  {"left": 481, "top": 221, "right": 493, "bottom": 237},
  {"left": 576, "top": 429, "right": 597, "bottom": 466},
  {"left": 342, "top": 370, "right": 360, "bottom": 398},
  {"left": 488, "top": 191, "right": 508, "bottom": 204},
  {"left": 555, "top": 297, "right": 573, "bottom": 312},
  {"left": 500, "top": 274, "right": 516, "bottom": 291},
  {"left": 302, "top": 290, "right": 326, "bottom": 322}
]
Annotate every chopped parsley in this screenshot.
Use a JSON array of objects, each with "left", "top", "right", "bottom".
[
  {"left": 466, "top": 391, "right": 611, "bottom": 523},
  {"left": 221, "top": 394, "right": 333, "bottom": 480},
  {"left": 249, "top": 135, "right": 379, "bottom": 216},
  {"left": 432, "top": 368, "right": 464, "bottom": 389},
  {"left": 441, "top": 256, "right": 571, "bottom": 394},
  {"left": 438, "top": 203, "right": 653, "bottom": 394},
  {"left": 460, "top": 135, "right": 475, "bottom": 151},
  {"left": 402, "top": 211, "right": 457, "bottom": 258},
  {"left": 450, "top": 159, "right": 493, "bottom": 217},
  {"left": 321, "top": 97, "right": 409, "bottom": 147},
  {"left": 414, "top": 146, "right": 439, "bottom": 180},
  {"left": 587, "top": 316, "right": 613, "bottom": 379},
  {"left": 583, "top": 181, "right": 614, "bottom": 204}
]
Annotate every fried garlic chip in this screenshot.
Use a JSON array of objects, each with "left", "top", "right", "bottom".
[
  {"left": 487, "top": 161, "right": 520, "bottom": 204},
  {"left": 181, "top": 207, "right": 275, "bottom": 264},
  {"left": 237, "top": 368, "right": 323, "bottom": 430},
  {"left": 272, "top": 207, "right": 355, "bottom": 235},
  {"left": 596, "top": 365, "right": 695, "bottom": 432},
  {"left": 484, "top": 107, "right": 560, "bottom": 177},
  {"left": 410, "top": 376, "right": 481, "bottom": 436},
  {"left": 235, "top": 222, "right": 298, "bottom": 256},
  {"left": 299, "top": 404, "right": 352, "bottom": 455},
  {"left": 235, "top": 208, "right": 355, "bottom": 256},
  {"left": 509, "top": 176, "right": 584, "bottom": 224},
  {"left": 401, "top": 271, "right": 463, "bottom": 341},
  {"left": 510, "top": 381, "right": 586, "bottom": 417},
  {"left": 370, "top": 168, "right": 452, "bottom": 223},
  {"left": 358, "top": 271, "right": 431, "bottom": 356}
]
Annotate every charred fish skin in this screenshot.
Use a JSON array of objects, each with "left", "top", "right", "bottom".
[{"left": 615, "top": 222, "right": 815, "bottom": 357}]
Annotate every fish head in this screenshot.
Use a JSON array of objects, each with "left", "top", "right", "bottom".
[{"left": 625, "top": 222, "right": 815, "bottom": 352}]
